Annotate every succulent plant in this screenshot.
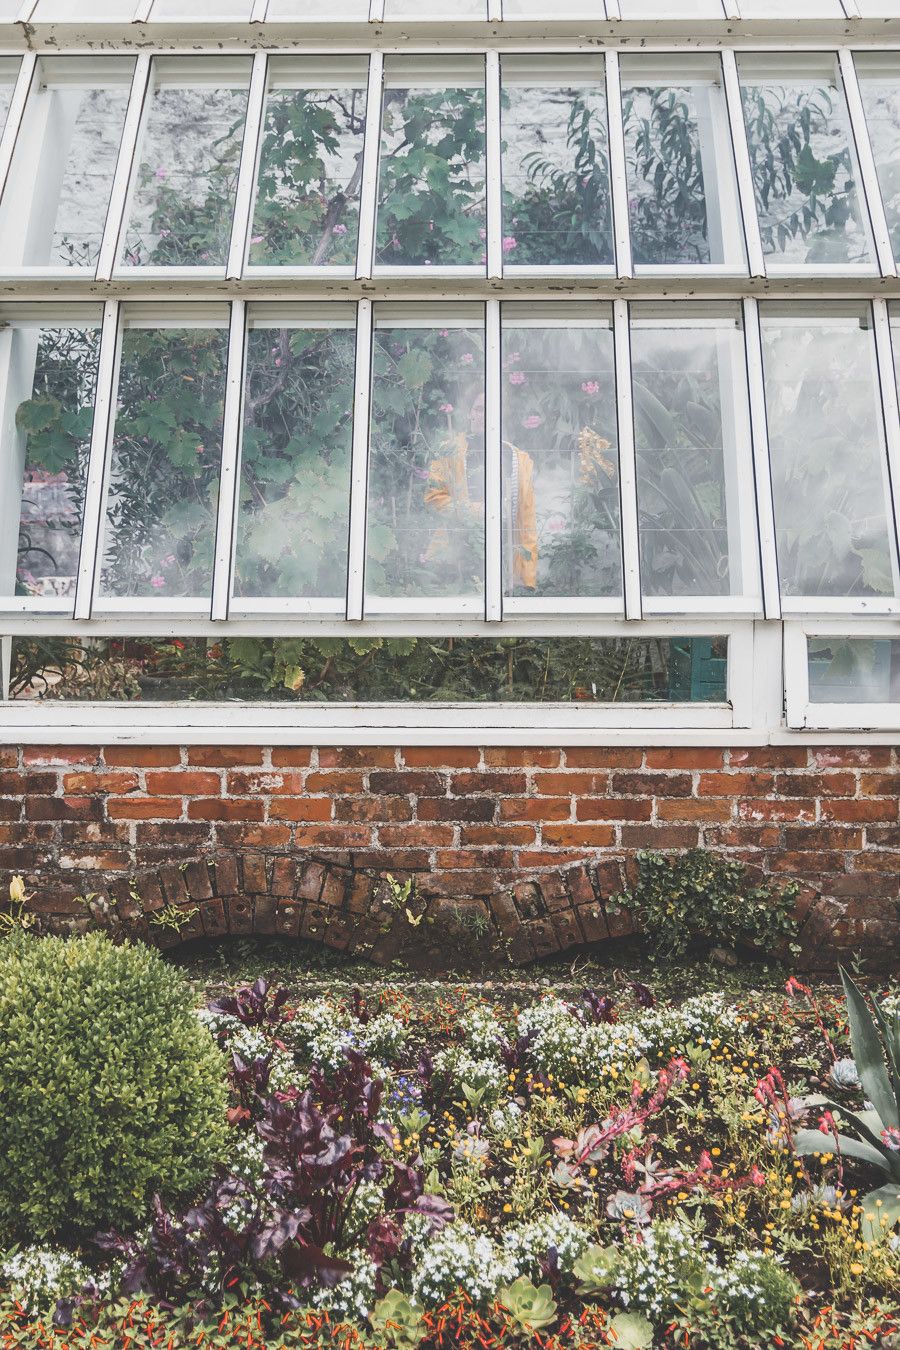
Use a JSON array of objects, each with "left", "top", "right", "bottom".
[
  {"left": 794, "top": 967, "right": 900, "bottom": 1242},
  {"left": 573, "top": 1243, "right": 619, "bottom": 1296},
  {"left": 498, "top": 1276, "right": 557, "bottom": 1333},
  {"left": 829, "top": 1056, "right": 862, "bottom": 1091},
  {"left": 370, "top": 1289, "right": 425, "bottom": 1349},
  {"left": 606, "top": 1190, "right": 653, "bottom": 1226}
]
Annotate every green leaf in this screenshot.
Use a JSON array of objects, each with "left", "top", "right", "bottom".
[
  {"left": 608, "top": 1312, "right": 654, "bottom": 1349},
  {"left": 859, "top": 1182, "right": 900, "bottom": 1243},
  {"left": 839, "top": 966, "right": 899, "bottom": 1130},
  {"left": 794, "top": 1129, "right": 890, "bottom": 1173}
]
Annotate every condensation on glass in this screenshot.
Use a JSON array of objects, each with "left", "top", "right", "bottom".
[
  {"left": 739, "top": 0, "right": 843, "bottom": 12},
  {"left": 0, "top": 57, "right": 134, "bottom": 271},
  {"left": 119, "top": 57, "right": 252, "bottom": 270},
  {"left": 807, "top": 637, "right": 900, "bottom": 703},
  {"left": 9, "top": 635, "right": 729, "bottom": 704},
  {"left": 500, "top": 56, "right": 614, "bottom": 269},
  {"left": 501, "top": 302, "right": 620, "bottom": 602},
  {"left": 233, "top": 304, "right": 356, "bottom": 605},
  {"left": 0, "top": 306, "right": 102, "bottom": 603},
  {"left": 739, "top": 54, "right": 875, "bottom": 269},
  {"left": 96, "top": 305, "right": 229, "bottom": 603},
  {"left": 367, "top": 304, "right": 485, "bottom": 609},
  {"left": 855, "top": 55, "right": 900, "bottom": 268},
  {"left": 630, "top": 302, "right": 758, "bottom": 600},
  {"left": 375, "top": 58, "right": 486, "bottom": 270},
  {"left": 247, "top": 58, "right": 367, "bottom": 271},
  {"left": 760, "top": 302, "right": 897, "bottom": 599},
  {"left": 619, "top": 55, "right": 746, "bottom": 270},
  {"left": 0, "top": 58, "right": 21, "bottom": 138},
  {"left": 503, "top": 0, "right": 602, "bottom": 14}
]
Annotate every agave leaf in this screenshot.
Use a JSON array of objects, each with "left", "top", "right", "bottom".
[
  {"left": 859, "top": 1182, "right": 900, "bottom": 1243},
  {"left": 793, "top": 1129, "right": 891, "bottom": 1174},
  {"left": 839, "top": 966, "right": 899, "bottom": 1130},
  {"left": 870, "top": 997, "right": 900, "bottom": 1105},
  {"left": 811, "top": 1097, "right": 898, "bottom": 1157}
]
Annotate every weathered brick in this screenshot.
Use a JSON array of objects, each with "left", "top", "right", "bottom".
[
  {"left": 419, "top": 797, "right": 495, "bottom": 823},
  {"left": 268, "top": 798, "right": 333, "bottom": 822},
  {"left": 146, "top": 770, "right": 221, "bottom": 796},
  {"left": 541, "top": 824, "right": 618, "bottom": 848},
  {"left": 401, "top": 747, "right": 481, "bottom": 769},
  {"left": 108, "top": 797, "right": 181, "bottom": 820},
  {"left": 499, "top": 797, "right": 569, "bottom": 822},
  {"left": 104, "top": 746, "right": 181, "bottom": 768},
  {"left": 187, "top": 798, "right": 265, "bottom": 822},
  {"left": 576, "top": 799, "right": 653, "bottom": 821},
  {"left": 187, "top": 747, "right": 265, "bottom": 767},
  {"left": 611, "top": 772, "right": 692, "bottom": 797},
  {"left": 64, "top": 771, "right": 140, "bottom": 795}
]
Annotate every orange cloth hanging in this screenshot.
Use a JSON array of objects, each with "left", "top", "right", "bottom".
[{"left": 510, "top": 445, "right": 538, "bottom": 590}]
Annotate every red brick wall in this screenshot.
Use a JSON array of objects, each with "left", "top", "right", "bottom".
[{"left": 5, "top": 743, "right": 899, "bottom": 968}]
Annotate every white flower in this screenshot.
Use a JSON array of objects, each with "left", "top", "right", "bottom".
[
  {"left": 1, "top": 1247, "right": 99, "bottom": 1315},
  {"left": 411, "top": 1222, "right": 516, "bottom": 1305},
  {"left": 501, "top": 1212, "right": 591, "bottom": 1277}
]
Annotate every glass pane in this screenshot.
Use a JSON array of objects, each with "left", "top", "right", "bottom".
[
  {"left": 856, "top": 56, "right": 900, "bottom": 266},
  {"left": 97, "top": 313, "right": 229, "bottom": 601},
  {"left": 248, "top": 61, "right": 367, "bottom": 268},
  {"left": 121, "top": 58, "right": 251, "bottom": 269},
  {"left": 151, "top": 0, "right": 252, "bottom": 13},
  {"left": 741, "top": 0, "right": 842, "bottom": 10},
  {"left": 620, "top": 57, "right": 745, "bottom": 268},
  {"left": 761, "top": 305, "right": 895, "bottom": 598},
  {"left": 10, "top": 635, "right": 727, "bottom": 704},
  {"left": 368, "top": 312, "right": 484, "bottom": 604},
  {"left": 234, "top": 315, "right": 355, "bottom": 601},
  {"left": 386, "top": 0, "right": 485, "bottom": 14},
  {"left": 501, "top": 309, "right": 620, "bottom": 599},
  {"left": 808, "top": 637, "right": 900, "bottom": 704},
  {"left": 621, "top": 0, "right": 723, "bottom": 12},
  {"left": 0, "top": 313, "right": 102, "bottom": 600},
  {"left": 740, "top": 56, "right": 874, "bottom": 267},
  {"left": 504, "top": 0, "right": 599, "bottom": 12},
  {"left": 0, "top": 58, "right": 20, "bottom": 136},
  {"left": 266, "top": 0, "right": 368, "bottom": 14},
  {"left": 632, "top": 307, "right": 754, "bottom": 598},
  {"left": 0, "top": 59, "right": 133, "bottom": 270},
  {"left": 375, "top": 62, "right": 485, "bottom": 268},
  {"left": 31, "top": 0, "right": 138, "bottom": 15},
  {"left": 501, "top": 58, "right": 613, "bottom": 267}
]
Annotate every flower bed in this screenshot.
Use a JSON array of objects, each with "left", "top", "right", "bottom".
[{"left": 1, "top": 947, "right": 898, "bottom": 1349}]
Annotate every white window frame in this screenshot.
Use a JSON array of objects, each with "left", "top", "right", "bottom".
[
  {"left": 0, "top": 22, "right": 895, "bottom": 743},
  {"left": 785, "top": 619, "right": 900, "bottom": 730}
]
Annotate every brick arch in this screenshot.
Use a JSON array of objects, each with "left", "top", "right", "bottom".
[{"left": 66, "top": 849, "right": 832, "bottom": 971}]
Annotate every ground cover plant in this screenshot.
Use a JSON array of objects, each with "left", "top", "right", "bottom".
[{"left": 0, "top": 920, "right": 897, "bottom": 1348}]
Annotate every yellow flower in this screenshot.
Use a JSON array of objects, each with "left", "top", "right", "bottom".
[{"left": 850, "top": 1262, "right": 864, "bottom": 1276}]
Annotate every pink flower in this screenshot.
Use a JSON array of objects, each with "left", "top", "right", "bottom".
[
  {"left": 438, "top": 329, "right": 450, "bottom": 337},
  {"left": 581, "top": 380, "right": 600, "bottom": 396},
  {"left": 161, "top": 554, "right": 176, "bottom": 567},
  {"left": 439, "top": 402, "right": 454, "bottom": 413},
  {"left": 154, "top": 167, "right": 167, "bottom": 181},
  {"left": 508, "top": 371, "right": 526, "bottom": 385},
  {"left": 460, "top": 353, "right": 474, "bottom": 365},
  {"left": 196, "top": 444, "right": 205, "bottom": 454},
  {"left": 502, "top": 236, "right": 517, "bottom": 252},
  {"left": 250, "top": 235, "right": 264, "bottom": 244},
  {"left": 150, "top": 575, "right": 165, "bottom": 589},
  {"left": 275, "top": 358, "right": 282, "bottom": 367},
  {"left": 332, "top": 223, "right": 348, "bottom": 235},
  {"left": 523, "top": 414, "right": 542, "bottom": 429},
  {"left": 479, "top": 228, "right": 487, "bottom": 240},
  {"left": 507, "top": 351, "right": 521, "bottom": 364}
]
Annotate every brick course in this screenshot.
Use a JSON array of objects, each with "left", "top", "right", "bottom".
[{"left": 6, "top": 744, "right": 900, "bottom": 969}]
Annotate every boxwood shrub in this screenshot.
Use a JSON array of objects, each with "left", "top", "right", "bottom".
[{"left": 0, "top": 931, "right": 228, "bottom": 1242}]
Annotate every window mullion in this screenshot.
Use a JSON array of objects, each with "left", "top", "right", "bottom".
[
  {"left": 346, "top": 299, "right": 374, "bottom": 622},
  {"left": 485, "top": 299, "right": 502, "bottom": 622},
  {"left": 721, "top": 49, "right": 765, "bottom": 280},
  {"left": 0, "top": 54, "right": 35, "bottom": 208},
  {"left": 96, "top": 54, "right": 152, "bottom": 283},
  {"left": 840, "top": 0, "right": 861, "bottom": 16},
  {"left": 487, "top": 0, "right": 502, "bottom": 19},
  {"left": 368, "top": 0, "right": 385, "bottom": 17},
  {"left": 485, "top": 51, "right": 502, "bottom": 282},
  {"left": 73, "top": 301, "right": 121, "bottom": 622},
  {"left": 134, "top": 1, "right": 153, "bottom": 22},
  {"left": 613, "top": 298, "right": 641, "bottom": 620},
  {"left": 355, "top": 53, "right": 384, "bottom": 282},
  {"left": 871, "top": 298, "right": 900, "bottom": 586},
  {"left": 14, "top": 2, "right": 38, "bottom": 20},
  {"left": 721, "top": 0, "right": 742, "bottom": 18},
  {"left": 226, "top": 51, "right": 269, "bottom": 282},
  {"left": 742, "top": 296, "right": 781, "bottom": 622},
  {"left": 250, "top": 0, "right": 268, "bottom": 18},
  {"left": 838, "top": 48, "right": 897, "bottom": 280},
  {"left": 605, "top": 0, "right": 621, "bottom": 19},
  {"left": 604, "top": 51, "right": 633, "bottom": 281},
  {"left": 210, "top": 301, "right": 248, "bottom": 623}
]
